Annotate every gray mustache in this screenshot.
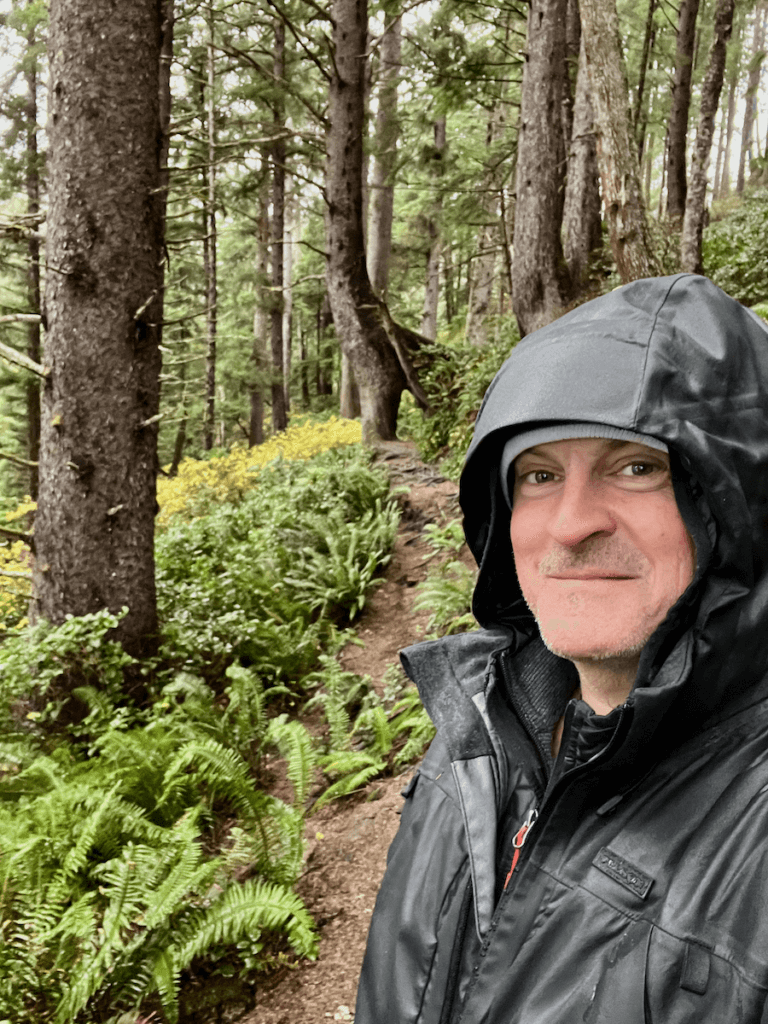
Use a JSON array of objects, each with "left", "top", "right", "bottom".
[{"left": 537, "top": 541, "right": 647, "bottom": 576}]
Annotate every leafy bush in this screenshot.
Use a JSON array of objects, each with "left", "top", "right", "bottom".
[
  {"left": 399, "top": 329, "right": 516, "bottom": 480},
  {"left": 0, "top": 498, "right": 35, "bottom": 630},
  {"left": 703, "top": 188, "right": 768, "bottom": 305},
  {"left": 413, "top": 558, "right": 476, "bottom": 637},
  {"left": 157, "top": 415, "right": 363, "bottom": 525},
  {"left": 156, "top": 447, "right": 399, "bottom": 682}
]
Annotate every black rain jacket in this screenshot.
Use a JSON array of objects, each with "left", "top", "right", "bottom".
[{"left": 356, "top": 274, "right": 768, "bottom": 1023}]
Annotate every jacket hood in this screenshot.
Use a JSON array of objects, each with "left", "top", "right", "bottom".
[{"left": 460, "top": 273, "right": 768, "bottom": 730}]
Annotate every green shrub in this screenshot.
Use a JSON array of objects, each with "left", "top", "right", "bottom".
[
  {"left": 413, "top": 557, "right": 476, "bottom": 637},
  {"left": 399, "top": 328, "right": 517, "bottom": 480},
  {"left": 703, "top": 188, "right": 768, "bottom": 305},
  {"left": 156, "top": 447, "right": 399, "bottom": 682},
  {"left": 0, "top": 664, "right": 318, "bottom": 1024}
]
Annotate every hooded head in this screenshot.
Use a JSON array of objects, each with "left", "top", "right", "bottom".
[{"left": 460, "top": 273, "right": 768, "bottom": 721}]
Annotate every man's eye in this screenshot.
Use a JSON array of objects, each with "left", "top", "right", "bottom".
[
  {"left": 522, "top": 470, "right": 556, "bottom": 484},
  {"left": 618, "top": 462, "right": 656, "bottom": 477}
]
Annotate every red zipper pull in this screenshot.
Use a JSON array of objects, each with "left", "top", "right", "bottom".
[{"left": 503, "top": 807, "right": 538, "bottom": 890}]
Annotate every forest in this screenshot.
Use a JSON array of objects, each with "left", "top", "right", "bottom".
[{"left": 0, "top": 0, "right": 767, "bottom": 1019}]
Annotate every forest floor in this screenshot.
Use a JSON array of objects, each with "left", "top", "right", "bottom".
[{"left": 234, "top": 441, "right": 474, "bottom": 1024}]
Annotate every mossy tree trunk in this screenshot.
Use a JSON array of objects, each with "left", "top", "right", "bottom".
[
  {"left": 580, "top": 0, "right": 660, "bottom": 283},
  {"left": 36, "top": 0, "right": 165, "bottom": 666},
  {"left": 326, "top": 0, "right": 429, "bottom": 442}
]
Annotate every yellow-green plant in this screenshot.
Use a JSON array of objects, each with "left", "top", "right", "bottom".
[{"left": 157, "top": 416, "right": 363, "bottom": 525}]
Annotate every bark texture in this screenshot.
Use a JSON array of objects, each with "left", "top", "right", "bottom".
[
  {"left": 326, "top": 0, "right": 429, "bottom": 442},
  {"left": 368, "top": 6, "right": 401, "bottom": 300},
  {"left": 666, "top": 0, "right": 701, "bottom": 223},
  {"left": 681, "top": 0, "right": 735, "bottom": 273},
  {"left": 581, "top": 0, "right": 660, "bottom": 282},
  {"left": 512, "top": 0, "right": 571, "bottom": 337},
  {"left": 563, "top": 37, "right": 602, "bottom": 294},
  {"left": 38, "top": 0, "right": 164, "bottom": 658}
]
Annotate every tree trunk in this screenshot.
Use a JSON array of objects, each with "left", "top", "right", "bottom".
[
  {"left": 666, "top": 0, "right": 701, "bottom": 224},
  {"left": 339, "top": 350, "right": 361, "bottom": 418},
  {"left": 326, "top": 0, "right": 429, "bottom": 443},
  {"left": 249, "top": 178, "right": 270, "bottom": 447},
  {"left": 169, "top": 358, "right": 187, "bottom": 476},
  {"left": 368, "top": 4, "right": 401, "bottom": 300},
  {"left": 737, "top": 4, "right": 766, "bottom": 193},
  {"left": 316, "top": 295, "right": 334, "bottom": 397},
  {"left": 720, "top": 24, "right": 741, "bottom": 197},
  {"left": 634, "top": 0, "right": 657, "bottom": 158},
  {"left": 512, "top": 0, "right": 571, "bottom": 337},
  {"left": 270, "top": 16, "right": 288, "bottom": 434},
  {"left": 24, "top": 14, "right": 41, "bottom": 500},
  {"left": 563, "top": 36, "right": 602, "bottom": 294},
  {"left": 202, "top": 25, "right": 217, "bottom": 450},
  {"left": 562, "top": 0, "right": 581, "bottom": 165},
  {"left": 681, "top": 0, "right": 735, "bottom": 273},
  {"left": 581, "top": 0, "right": 660, "bottom": 283},
  {"left": 300, "top": 327, "right": 310, "bottom": 409},
  {"left": 38, "top": 0, "right": 164, "bottom": 663},
  {"left": 421, "top": 116, "right": 446, "bottom": 341},
  {"left": 282, "top": 179, "right": 293, "bottom": 412},
  {"left": 158, "top": 0, "right": 174, "bottom": 239}
]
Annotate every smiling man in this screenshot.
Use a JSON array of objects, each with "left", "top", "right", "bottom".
[
  {"left": 509, "top": 435, "right": 696, "bottom": 721},
  {"left": 356, "top": 275, "right": 768, "bottom": 1024}
]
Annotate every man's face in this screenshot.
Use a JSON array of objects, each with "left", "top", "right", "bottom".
[{"left": 509, "top": 438, "right": 696, "bottom": 662}]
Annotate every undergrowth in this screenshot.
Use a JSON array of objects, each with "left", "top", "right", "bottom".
[{"left": 0, "top": 425, "right": 471, "bottom": 1022}]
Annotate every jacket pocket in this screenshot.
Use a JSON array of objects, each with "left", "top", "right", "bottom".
[{"left": 645, "top": 928, "right": 768, "bottom": 1023}]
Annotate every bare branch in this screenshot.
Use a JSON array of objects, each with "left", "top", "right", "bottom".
[
  {"left": 0, "top": 450, "right": 38, "bottom": 469},
  {"left": 0, "top": 338, "right": 48, "bottom": 378}
]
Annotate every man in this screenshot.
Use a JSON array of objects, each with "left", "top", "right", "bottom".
[{"left": 356, "top": 274, "right": 768, "bottom": 1023}]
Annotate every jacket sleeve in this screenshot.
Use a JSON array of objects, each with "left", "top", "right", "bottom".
[{"left": 355, "top": 734, "right": 472, "bottom": 1024}]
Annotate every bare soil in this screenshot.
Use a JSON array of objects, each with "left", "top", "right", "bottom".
[{"left": 236, "top": 442, "right": 471, "bottom": 1024}]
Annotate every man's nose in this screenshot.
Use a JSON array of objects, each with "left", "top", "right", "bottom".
[{"left": 547, "top": 476, "right": 616, "bottom": 548}]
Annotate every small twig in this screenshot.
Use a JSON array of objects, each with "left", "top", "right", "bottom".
[
  {"left": 138, "top": 413, "right": 163, "bottom": 429},
  {"left": 134, "top": 291, "right": 158, "bottom": 321},
  {"left": 0, "top": 569, "right": 31, "bottom": 579},
  {"left": 0, "top": 450, "right": 37, "bottom": 469},
  {"left": 0, "top": 314, "right": 42, "bottom": 325},
  {"left": 0, "top": 339, "right": 48, "bottom": 378}
]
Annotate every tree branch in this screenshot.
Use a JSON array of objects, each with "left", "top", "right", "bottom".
[
  {"left": 0, "top": 450, "right": 38, "bottom": 469},
  {"left": 0, "top": 524, "right": 33, "bottom": 544},
  {"left": 0, "top": 338, "right": 48, "bottom": 378}
]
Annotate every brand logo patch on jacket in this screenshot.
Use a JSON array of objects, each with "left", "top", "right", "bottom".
[{"left": 593, "top": 847, "right": 654, "bottom": 900}]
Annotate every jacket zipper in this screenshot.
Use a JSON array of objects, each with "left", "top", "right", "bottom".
[{"left": 502, "top": 806, "right": 538, "bottom": 890}]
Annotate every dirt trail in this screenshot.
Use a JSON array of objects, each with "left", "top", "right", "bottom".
[{"left": 236, "top": 442, "right": 469, "bottom": 1024}]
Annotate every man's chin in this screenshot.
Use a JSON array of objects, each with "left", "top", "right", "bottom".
[{"left": 536, "top": 619, "right": 649, "bottom": 663}]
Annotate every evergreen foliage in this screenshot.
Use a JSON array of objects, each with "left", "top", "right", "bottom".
[{"left": 703, "top": 189, "right": 768, "bottom": 305}]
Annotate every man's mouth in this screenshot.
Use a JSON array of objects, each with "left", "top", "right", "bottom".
[{"left": 546, "top": 573, "right": 638, "bottom": 580}]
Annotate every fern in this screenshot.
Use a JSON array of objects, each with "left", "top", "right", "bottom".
[
  {"left": 313, "top": 750, "right": 386, "bottom": 811},
  {"left": 265, "top": 713, "right": 317, "bottom": 807},
  {"left": 413, "top": 558, "right": 476, "bottom": 636}
]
